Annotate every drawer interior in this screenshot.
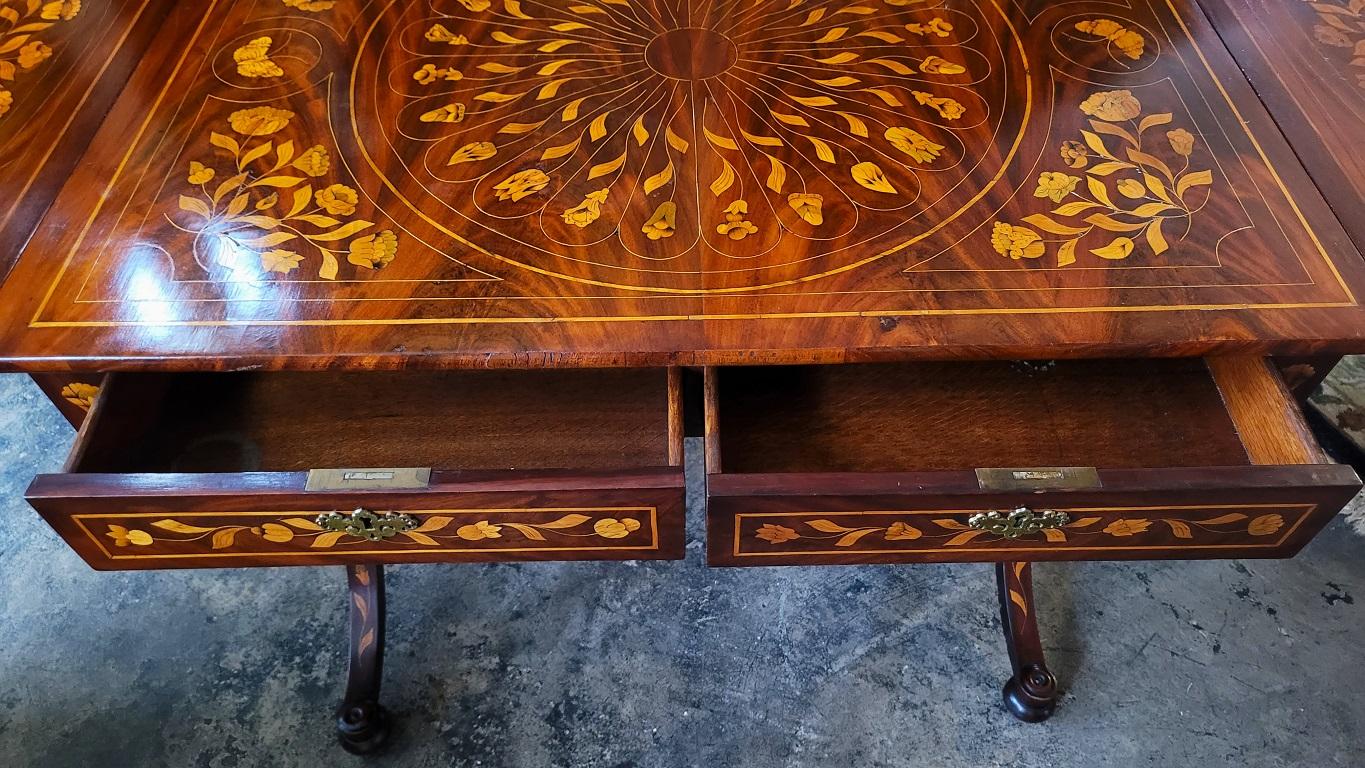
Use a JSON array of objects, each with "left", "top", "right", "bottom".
[
  {"left": 72, "top": 369, "right": 678, "bottom": 474},
  {"left": 709, "top": 358, "right": 1320, "bottom": 474}
]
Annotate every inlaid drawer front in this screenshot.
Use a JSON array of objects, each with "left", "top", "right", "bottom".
[
  {"left": 56, "top": 501, "right": 681, "bottom": 569},
  {"left": 704, "top": 361, "right": 1362, "bottom": 567},
  {"left": 716, "top": 504, "right": 1317, "bottom": 566},
  {"left": 29, "top": 368, "right": 688, "bottom": 570}
]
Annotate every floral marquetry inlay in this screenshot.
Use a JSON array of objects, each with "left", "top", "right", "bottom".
[
  {"left": 991, "top": 90, "right": 1211, "bottom": 268},
  {"left": 0, "top": 0, "right": 81, "bottom": 119},
  {"left": 172, "top": 107, "right": 400, "bottom": 280},
  {"left": 12, "top": 0, "right": 1365, "bottom": 354},
  {"left": 1309, "top": 0, "right": 1365, "bottom": 88},
  {"left": 353, "top": 0, "right": 1031, "bottom": 291},
  {"left": 84, "top": 508, "right": 659, "bottom": 559},
  {"left": 58, "top": 381, "right": 98, "bottom": 409},
  {"left": 738, "top": 507, "right": 1301, "bottom": 558}
]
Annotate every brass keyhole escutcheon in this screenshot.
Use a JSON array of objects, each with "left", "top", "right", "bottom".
[{"left": 315, "top": 508, "right": 419, "bottom": 542}]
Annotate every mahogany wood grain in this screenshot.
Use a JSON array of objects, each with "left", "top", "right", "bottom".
[
  {"left": 1207, "top": 356, "right": 1327, "bottom": 465},
  {"left": 1197, "top": 0, "right": 1365, "bottom": 252},
  {"left": 0, "top": 0, "right": 1363, "bottom": 368},
  {"left": 78, "top": 369, "right": 673, "bottom": 473},
  {"left": 713, "top": 360, "right": 1251, "bottom": 473},
  {"left": 0, "top": 0, "right": 173, "bottom": 280}
]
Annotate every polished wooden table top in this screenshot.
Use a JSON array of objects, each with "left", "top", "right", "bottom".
[{"left": 2, "top": 0, "right": 1365, "bottom": 369}]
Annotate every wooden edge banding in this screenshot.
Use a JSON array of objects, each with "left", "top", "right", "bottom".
[
  {"left": 1207, "top": 356, "right": 1327, "bottom": 465},
  {"left": 703, "top": 366, "right": 720, "bottom": 474},
  {"left": 667, "top": 366, "right": 683, "bottom": 467}
]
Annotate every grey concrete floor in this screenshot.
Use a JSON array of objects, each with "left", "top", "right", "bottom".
[{"left": 1, "top": 373, "right": 1364, "bottom": 767}]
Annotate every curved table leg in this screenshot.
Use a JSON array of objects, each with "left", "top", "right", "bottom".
[
  {"left": 996, "top": 561, "right": 1058, "bottom": 722},
  {"left": 336, "top": 564, "right": 390, "bottom": 754}
]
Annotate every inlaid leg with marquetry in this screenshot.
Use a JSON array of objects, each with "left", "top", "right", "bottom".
[
  {"left": 996, "top": 561, "right": 1058, "bottom": 723},
  {"left": 336, "top": 564, "right": 389, "bottom": 754}
]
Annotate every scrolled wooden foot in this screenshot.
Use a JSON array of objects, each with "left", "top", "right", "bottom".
[
  {"left": 336, "top": 564, "right": 391, "bottom": 755},
  {"left": 1002, "top": 664, "right": 1057, "bottom": 723},
  {"left": 996, "top": 561, "right": 1058, "bottom": 723},
  {"left": 336, "top": 700, "right": 389, "bottom": 755}
]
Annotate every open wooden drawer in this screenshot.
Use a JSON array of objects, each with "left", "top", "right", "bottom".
[
  {"left": 28, "top": 369, "right": 685, "bottom": 570},
  {"left": 704, "top": 358, "right": 1361, "bottom": 566}
]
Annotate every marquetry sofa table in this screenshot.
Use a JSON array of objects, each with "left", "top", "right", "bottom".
[{"left": 3, "top": 0, "right": 1365, "bottom": 753}]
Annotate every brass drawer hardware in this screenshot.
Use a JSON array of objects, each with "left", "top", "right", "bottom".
[
  {"left": 968, "top": 507, "right": 1071, "bottom": 539},
  {"left": 316, "top": 508, "right": 419, "bottom": 542},
  {"left": 304, "top": 468, "right": 432, "bottom": 492},
  {"left": 975, "top": 467, "right": 1101, "bottom": 492}
]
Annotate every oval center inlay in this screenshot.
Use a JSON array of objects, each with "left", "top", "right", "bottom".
[
  {"left": 353, "top": 0, "right": 1028, "bottom": 293},
  {"left": 645, "top": 27, "right": 737, "bottom": 80}
]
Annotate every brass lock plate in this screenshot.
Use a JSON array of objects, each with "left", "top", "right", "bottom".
[
  {"left": 304, "top": 467, "right": 432, "bottom": 492},
  {"left": 974, "top": 467, "right": 1101, "bottom": 492}
]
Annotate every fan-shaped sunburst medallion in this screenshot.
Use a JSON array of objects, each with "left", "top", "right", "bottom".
[{"left": 354, "top": 0, "right": 1029, "bottom": 292}]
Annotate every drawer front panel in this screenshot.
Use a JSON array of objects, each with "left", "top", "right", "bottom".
[
  {"left": 712, "top": 503, "right": 1315, "bottom": 566},
  {"left": 31, "top": 474, "right": 685, "bottom": 569},
  {"left": 706, "top": 466, "right": 1360, "bottom": 566}
]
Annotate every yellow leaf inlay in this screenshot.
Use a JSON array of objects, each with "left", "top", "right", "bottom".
[
  {"left": 561, "top": 97, "right": 586, "bottom": 121},
  {"left": 537, "top": 59, "right": 578, "bottom": 76},
  {"left": 835, "top": 111, "right": 868, "bottom": 137},
  {"left": 541, "top": 137, "right": 581, "bottom": 160},
  {"left": 771, "top": 110, "right": 810, "bottom": 128},
  {"left": 665, "top": 126, "right": 690, "bottom": 153},
  {"left": 588, "top": 112, "right": 609, "bottom": 141},
  {"left": 497, "top": 119, "right": 548, "bottom": 134},
  {"left": 852, "top": 161, "right": 896, "bottom": 193},
  {"left": 710, "top": 158, "right": 735, "bottom": 196},
  {"left": 764, "top": 153, "right": 786, "bottom": 193},
  {"left": 740, "top": 127, "right": 783, "bottom": 147},
  {"left": 866, "top": 58, "right": 914, "bottom": 75},
  {"left": 864, "top": 88, "right": 902, "bottom": 107},
  {"left": 588, "top": 151, "right": 627, "bottom": 179},
  {"left": 233, "top": 37, "right": 282, "bottom": 79},
  {"left": 704, "top": 127, "right": 738, "bottom": 150},
  {"left": 537, "top": 78, "right": 572, "bottom": 99},
  {"left": 475, "top": 90, "right": 524, "bottom": 103},
  {"left": 806, "top": 135, "right": 836, "bottom": 163},
  {"left": 643, "top": 160, "right": 674, "bottom": 194}
]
